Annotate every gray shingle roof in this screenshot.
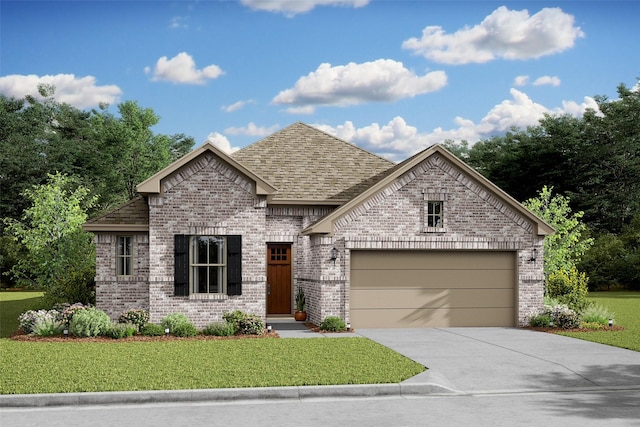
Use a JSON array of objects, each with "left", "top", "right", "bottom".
[{"left": 231, "top": 122, "right": 394, "bottom": 202}]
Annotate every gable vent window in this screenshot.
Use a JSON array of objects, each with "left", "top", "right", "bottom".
[
  {"left": 174, "top": 235, "right": 242, "bottom": 298},
  {"left": 423, "top": 190, "right": 448, "bottom": 233},
  {"left": 117, "top": 236, "right": 133, "bottom": 276}
]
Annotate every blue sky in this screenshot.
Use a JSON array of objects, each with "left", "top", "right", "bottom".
[{"left": 1, "top": 0, "right": 638, "bottom": 161}]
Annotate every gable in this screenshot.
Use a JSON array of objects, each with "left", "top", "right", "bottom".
[
  {"left": 231, "top": 122, "right": 394, "bottom": 203},
  {"left": 303, "top": 144, "right": 554, "bottom": 237}
]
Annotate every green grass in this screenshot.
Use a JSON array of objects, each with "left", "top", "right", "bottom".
[
  {"left": 0, "top": 292, "right": 424, "bottom": 394},
  {"left": 0, "top": 339, "right": 425, "bottom": 394},
  {"left": 558, "top": 291, "right": 640, "bottom": 352},
  {"left": 0, "top": 291, "right": 44, "bottom": 338}
]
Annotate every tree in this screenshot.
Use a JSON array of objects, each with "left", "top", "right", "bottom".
[
  {"left": 524, "top": 186, "right": 593, "bottom": 278},
  {"left": 3, "top": 173, "right": 96, "bottom": 304}
]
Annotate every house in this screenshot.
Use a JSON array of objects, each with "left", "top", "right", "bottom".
[{"left": 83, "top": 122, "right": 552, "bottom": 329}]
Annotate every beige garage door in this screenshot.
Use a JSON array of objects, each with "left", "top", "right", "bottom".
[{"left": 350, "top": 251, "right": 516, "bottom": 328}]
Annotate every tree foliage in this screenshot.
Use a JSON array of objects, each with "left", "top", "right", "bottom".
[
  {"left": 3, "top": 173, "right": 96, "bottom": 304},
  {"left": 524, "top": 186, "right": 593, "bottom": 279}
]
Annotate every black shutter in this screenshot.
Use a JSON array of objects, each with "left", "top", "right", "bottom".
[
  {"left": 226, "top": 235, "right": 242, "bottom": 295},
  {"left": 174, "top": 235, "right": 190, "bottom": 296}
]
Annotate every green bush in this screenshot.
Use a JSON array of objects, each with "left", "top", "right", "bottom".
[
  {"left": 203, "top": 322, "right": 236, "bottom": 337},
  {"left": 222, "top": 310, "right": 264, "bottom": 335},
  {"left": 118, "top": 309, "right": 149, "bottom": 329},
  {"left": 172, "top": 322, "right": 198, "bottom": 337},
  {"left": 547, "top": 267, "right": 590, "bottom": 313},
  {"left": 529, "top": 313, "right": 551, "bottom": 328},
  {"left": 18, "top": 309, "right": 59, "bottom": 334},
  {"left": 550, "top": 305, "right": 581, "bottom": 329},
  {"left": 31, "top": 317, "right": 65, "bottom": 336},
  {"left": 160, "top": 312, "right": 190, "bottom": 333},
  {"left": 69, "top": 307, "right": 111, "bottom": 337},
  {"left": 581, "top": 304, "right": 615, "bottom": 326},
  {"left": 106, "top": 323, "right": 138, "bottom": 339},
  {"left": 320, "top": 316, "right": 346, "bottom": 332},
  {"left": 56, "top": 303, "right": 90, "bottom": 326},
  {"left": 140, "top": 323, "right": 165, "bottom": 336}
]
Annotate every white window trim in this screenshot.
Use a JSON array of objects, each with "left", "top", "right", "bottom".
[
  {"left": 423, "top": 190, "right": 448, "bottom": 233},
  {"left": 189, "top": 236, "right": 228, "bottom": 296}
]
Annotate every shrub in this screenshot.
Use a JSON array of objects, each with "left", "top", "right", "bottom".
[
  {"left": 172, "top": 322, "right": 198, "bottom": 337},
  {"left": 203, "top": 322, "right": 236, "bottom": 337},
  {"left": 57, "top": 303, "right": 90, "bottom": 326},
  {"left": 582, "top": 322, "right": 605, "bottom": 330},
  {"left": 320, "top": 316, "right": 346, "bottom": 332},
  {"left": 581, "top": 304, "right": 615, "bottom": 326},
  {"left": 549, "top": 304, "right": 581, "bottom": 329},
  {"left": 529, "top": 313, "right": 551, "bottom": 328},
  {"left": 18, "top": 309, "right": 59, "bottom": 334},
  {"left": 547, "top": 267, "right": 590, "bottom": 313},
  {"left": 69, "top": 307, "right": 111, "bottom": 337},
  {"left": 31, "top": 317, "right": 65, "bottom": 336},
  {"left": 106, "top": 323, "right": 138, "bottom": 339},
  {"left": 222, "top": 310, "right": 264, "bottom": 335},
  {"left": 140, "top": 323, "right": 165, "bottom": 336},
  {"left": 118, "top": 309, "right": 149, "bottom": 329},
  {"left": 160, "top": 313, "right": 190, "bottom": 333}
]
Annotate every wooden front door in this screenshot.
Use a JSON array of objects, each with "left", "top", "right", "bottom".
[{"left": 267, "top": 244, "right": 292, "bottom": 315}]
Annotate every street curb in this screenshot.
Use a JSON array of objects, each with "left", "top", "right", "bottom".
[{"left": 0, "top": 383, "right": 459, "bottom": 408}]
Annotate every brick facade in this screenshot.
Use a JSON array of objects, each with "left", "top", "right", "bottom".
[{"left": 92, "top": 144, "right": 546, "bottom": 328}]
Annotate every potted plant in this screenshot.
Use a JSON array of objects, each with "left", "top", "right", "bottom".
[{"left": 294, "top": 287, "right": 306, "bottom": 321}]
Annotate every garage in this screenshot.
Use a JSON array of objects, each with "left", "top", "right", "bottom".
[{"left": 350, "top": 250, "right": 517, "bottom": 328}]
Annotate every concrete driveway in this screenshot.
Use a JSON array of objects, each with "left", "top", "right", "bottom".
[{"left": 356, "top": 327, "right": 640, "bottom": 394}]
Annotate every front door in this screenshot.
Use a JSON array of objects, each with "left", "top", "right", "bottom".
[{"left": 267, "top": 244, "right": 292, "bottom": 315}]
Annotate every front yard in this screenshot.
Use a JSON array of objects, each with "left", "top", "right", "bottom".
[
  {"left": 557, "top": 291, "right": 640, "bottom": 352},
  {"left": 0, "top": 292, "right": 424, "bottom": 394}
]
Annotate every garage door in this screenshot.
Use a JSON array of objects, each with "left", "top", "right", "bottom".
[{"left": 350, "top": 251, "right": 516, "bottom": 328}]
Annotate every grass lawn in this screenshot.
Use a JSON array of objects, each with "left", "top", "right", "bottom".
[
  {"left": 0, "top": 292, "right": 425, "bottom": 394},
  {"left": 558, "top": 291, "right": 640, "bottom": 352},
  {"left": 0, "top": 290, "right": 44, "bottom": 338}
]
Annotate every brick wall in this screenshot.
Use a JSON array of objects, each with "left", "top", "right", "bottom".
[{"left": 311, "top": 154, "right": 545, "bottom": 327}]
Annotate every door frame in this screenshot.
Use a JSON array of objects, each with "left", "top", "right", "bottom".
[{"left": 266, "top": 243, "right": 293, "bottom": 315}]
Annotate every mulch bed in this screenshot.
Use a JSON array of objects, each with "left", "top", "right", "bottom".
[
  {"left": 525, "top": 325, "right": 625, "bottom": 333},
  {"left": 10, "top": 329, "right": 280, "bottom": 343}
]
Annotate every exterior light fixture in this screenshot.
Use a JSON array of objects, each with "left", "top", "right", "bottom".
[
  {"left": 330, "top": 247, "right": 338, "bottom": 264},
  {"left": 267, "top": 324, "right": 272, "bottom": 333},
  {"left": 346, "top": 323, "right": 351, "bottom": 332},
  {"left": 609, "top": 319, "right": 613, "bottom": 327},
  {"left": 529, "top": 248, "right": 537, "bottom": 263},
  {"left": 63, "top": 329, "right": 69, "bottom": 338},
  {"left": 165, "top": 328, "right": 170, "bottom": 336}
]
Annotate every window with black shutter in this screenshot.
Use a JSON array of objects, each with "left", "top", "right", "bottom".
[{"left": 174, "top": 235, "right": 242, "bottom": 296}]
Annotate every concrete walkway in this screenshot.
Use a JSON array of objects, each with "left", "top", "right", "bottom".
[{"left": 2, "top": 326, "right": 639, "bottom": 408}]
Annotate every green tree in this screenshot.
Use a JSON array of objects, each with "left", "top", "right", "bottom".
[
  {"left": 523, "top": 186, "right": 594, "bottom": 279},
  {"left": 3, "top": 173, "right": 96, "bottom": 305}
]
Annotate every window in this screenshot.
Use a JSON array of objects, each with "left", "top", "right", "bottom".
[
  {"left": 423, "top": 189, "right": 448, "bottom": 233},
  {"left": 174, "top": 235, "right": 242, "bottom": 297},
  {"left": 427, "top": 201, "right": 443, "bottom": 228},
  {"left": 192, "top": 236, "right": 226, "bottom": 294},
  {"left": 117, "top": 236, "right": 133, "bottom": 276}
]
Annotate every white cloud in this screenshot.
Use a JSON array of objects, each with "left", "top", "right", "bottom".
[
  {"left": 0, "top": 74, "right": 121, "bottom": 109},
  {"left": 147, "top": 52, "right": 224, "bottom": 85},
  {"left": 514, "top": 75, "right": 529, "bottom": 86},
  {"left": 533, "top": 75, "right": 561, "bottom": 86},
  {"left": 240, "top": 0, "right": 368, "bottom": 16},
  {"left": 273, "top": 59, "right": 447, "bottom": 108},
  {"left": 206, "top": 132, "right": 241, "bottom": 154},
  {"left": 224, "top": 122, "right": 280, "bottom": 137},
  {"left": 221, "top": 100, "right": 255, "bottom": 113},
  {"left": 402, "top": 6, "right": 584, "bottom": 64},
  {"left": 318, "top": 89, "right": 601, "bottom": 161}
]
